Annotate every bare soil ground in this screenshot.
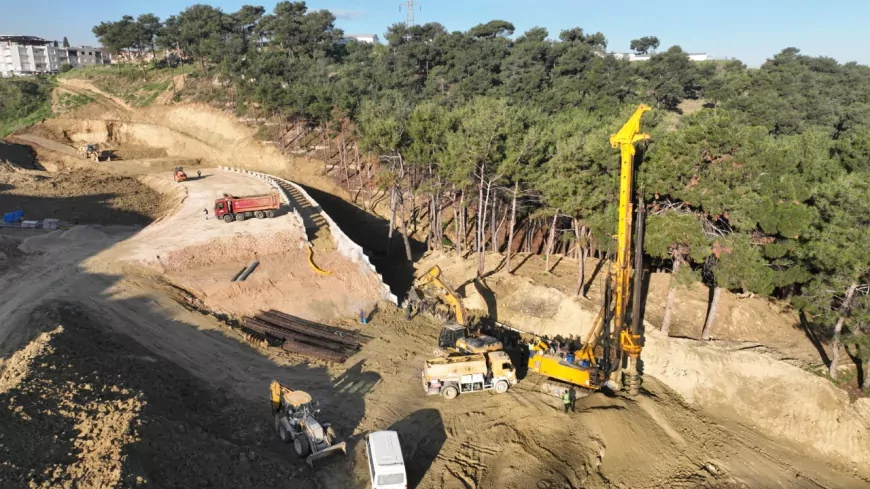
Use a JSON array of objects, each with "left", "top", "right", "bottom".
[
  {"left": 0, "top": 168, "right": 169, "bottom": 226},
  {"left": 2, "top": 85, "right": 868, "bottom": 488}
]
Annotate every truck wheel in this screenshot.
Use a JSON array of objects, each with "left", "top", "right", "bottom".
[
  {"left": 236, "top": 213, "right": 246, "bottom": 222},
  {"left": 294, "top": 436, "right": 311, "bottom": 457},
  {"left": 441, "top": 385, "right": 459, "bottom": 400},
  {"left": 223, "top": 214, "right": 235, "bottom": 223},
  {"left": 495, "top": 381, "right": 509, "bottom": 394},
  {"left": 265, "top": 210, "right": 276, "bottom": 218},
  {"left": 255, "top": 211, "right": 266, "bottom": 219},
  {"left": 277, "top": 418, "right": 292, "bottom": 444}
]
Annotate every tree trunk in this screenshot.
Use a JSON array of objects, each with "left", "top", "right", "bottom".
[
  {"left": 478, "top": 179, "right": 493, "bottom": 276},
  {"left": 399, "top": 192, "right": 413, "bottom": 261},
  {"left": 387, "top": 186, "right": 397, "bottom": 252},
  {"left": 476, "top": 165, "right": 486, "bottom": 277},
  {"left": 661, "top": 257, "right": 682, "bottom": 336},
  {"left": 829, "top": 282, "right": 859, "bottom": 379},
  {"left": 545, "top": 210, "right": 559, "bottom": 272},
  {"left": 490, "top": 196, "right": 498, "bottom": 254},
  {"left": 459, "top": 191, "right": 466, "bottom": 256},
  {"left": 453, "top": 192, "right": 461, "bottom": 256},
  {"left": 506, "top": 182, "right": 518, "bottom": 273},
  {"left": 575, "top": 220, "right": 586, "bottom": 296},
  {"left": 701, "top": 285, "right": 722, "bottom": 340}
]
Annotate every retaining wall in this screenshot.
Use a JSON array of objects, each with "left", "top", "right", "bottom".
[{"left": 219, "top": 166, "right": 397, "bottom": 305}]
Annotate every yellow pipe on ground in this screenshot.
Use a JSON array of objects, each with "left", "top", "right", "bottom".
[{"left": 307, "top": 245, "right": 332, "bottom": 276}]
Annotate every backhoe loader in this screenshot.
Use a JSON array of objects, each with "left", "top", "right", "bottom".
[
  {"left": 270, "top": 380, "right": 347, "bottom": 467},
  {"left": 408, "top": 266, "right": 503, "bottom": 355}
]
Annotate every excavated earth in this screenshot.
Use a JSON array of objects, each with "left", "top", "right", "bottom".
[{"left": 1, "top": 85, "right": 868, "bottom": 488}]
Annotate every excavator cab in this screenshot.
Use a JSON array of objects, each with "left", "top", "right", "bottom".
[{"left": 438, "top": 323, "right": 466, "bottom": 349}]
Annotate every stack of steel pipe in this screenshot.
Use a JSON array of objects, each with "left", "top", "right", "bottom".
[{"left": 241, "top": 310, "right": 370, "bottom": 363}]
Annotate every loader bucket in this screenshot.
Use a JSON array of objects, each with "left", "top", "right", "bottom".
[{"left": 305, "top": 441, "right": 347, "bottom": 467}]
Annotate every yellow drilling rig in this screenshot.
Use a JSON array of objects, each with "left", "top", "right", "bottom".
[{"left": 528, "top": 104, "right": 651, "bottom": 398}]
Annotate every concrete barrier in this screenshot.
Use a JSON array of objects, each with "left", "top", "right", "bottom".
[{"left": 219, "top": 166, "right": 397, "bottom": 304}]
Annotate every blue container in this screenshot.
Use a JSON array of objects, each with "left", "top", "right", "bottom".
[
  {"left": 3, "top": 210, "right": 24, "bottom": 224},
  {"left": 566, "top": 352, "right": 576, "bottom": 364}
]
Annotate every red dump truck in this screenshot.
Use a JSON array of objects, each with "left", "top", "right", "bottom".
[{"left": 214, "top": 193, "right": 280, "bottom": 223}]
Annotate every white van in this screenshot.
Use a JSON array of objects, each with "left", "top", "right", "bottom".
[{"left": 364, "top": 430, "right": 407, "bottom": 489}]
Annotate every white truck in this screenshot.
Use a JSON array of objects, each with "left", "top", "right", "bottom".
[
  {"left": 365, "top": 430, "right": 407, "bottom": 489},
  {"left": 422, "top": 350, "right": 517, "bottom": 399}
]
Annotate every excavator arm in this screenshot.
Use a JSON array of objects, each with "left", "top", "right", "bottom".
[{"left": 414, "top": 266, "right": 467, "bottom": 326}]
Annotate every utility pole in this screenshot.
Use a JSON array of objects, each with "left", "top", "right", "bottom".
[{"left": 401, "top": 0, "right": 415, "bottom": 27}]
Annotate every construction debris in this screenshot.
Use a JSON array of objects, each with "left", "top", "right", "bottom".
[{"left": 241, "top": 310, "right": 371, "bottom": 363}]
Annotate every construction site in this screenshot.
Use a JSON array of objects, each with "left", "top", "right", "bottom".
[{"left": 1, "top": 76, "right": 869, "bottom": 489}]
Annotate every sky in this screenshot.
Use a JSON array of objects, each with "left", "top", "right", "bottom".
[{"left": 1, "top": 0, "right": 868, "bottom": 67}]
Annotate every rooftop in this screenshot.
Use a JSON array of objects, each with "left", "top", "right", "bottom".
[{"left": 0, "top": 35, "right": 52, "bottom": 45}]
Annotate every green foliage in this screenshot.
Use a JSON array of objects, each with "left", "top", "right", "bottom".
[
  {"left": 630, "top": 36, "right": 660, "bottom": 55},
  {"left": 0, "top": 77, "right": 54, "bottom": 138},
  {"left": 645, "top": 212, "right": 710, "bottom": 262},
  {"left": 58, "top": 92, "right": 94, "bottom": 111},
  {"left": 85, "top": 6, "right": 870, "bottom": 343},
  {"left": 59, "top": 63, "right": 73, "bottom": 73}
]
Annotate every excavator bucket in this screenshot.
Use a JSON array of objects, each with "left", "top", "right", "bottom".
[{"left": 305, "top": 441, "right": 347, "bottom": 467}]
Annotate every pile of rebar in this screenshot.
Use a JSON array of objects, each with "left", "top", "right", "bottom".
[{"left": 241, "top": 309, "right": 372, "bottom": 363}]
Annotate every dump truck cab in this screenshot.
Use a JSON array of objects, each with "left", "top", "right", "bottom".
[{"left": 422, "top": 350, "right": 516, "bottom": 400}]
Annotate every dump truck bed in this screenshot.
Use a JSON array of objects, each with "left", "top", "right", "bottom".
[{"left": 226, "top": 193, "right": 280, "bottom": 212}]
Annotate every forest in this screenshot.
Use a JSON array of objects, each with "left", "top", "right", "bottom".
[{"left": 90, "top": 2, "right": 870, "bottom": 385}]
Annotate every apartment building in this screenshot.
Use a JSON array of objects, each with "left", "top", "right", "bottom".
[
  {"left": 0, "top": 35, "right": 111, "bottom": 77},
  {"left": 0, "top": 35, "right": 62, "bottom": 76},
  {"left": 65, "top": 46, "right": 110, "bottom": 68}
]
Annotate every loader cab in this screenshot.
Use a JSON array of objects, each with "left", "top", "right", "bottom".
[{"left": 438, "top": 322, "right": 466, "bottom": 349}]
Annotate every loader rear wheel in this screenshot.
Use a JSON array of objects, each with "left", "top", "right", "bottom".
[
  {"left": 265, "top": 209, "right": 276, "bottom": 218},
  {"left": 223, "top": 214, "right": 235, "bottom": 223},
  {"left": 255, "top": 211, "right": 266, "bottom": 219},
  {"left": 494, "top": 381, "right": 509, "bottom": 394},
  {"left": 294, "top": 436, "right": 311, "bottom": 457},
  {"left": 236, "top": 213, "right": 246, "bottom": 222},
  {"left": 441, "top": 385, "right": 458, "bottom": 400},
  {"left": 276, "top": 418, "right": 292, "bottom": 444}
]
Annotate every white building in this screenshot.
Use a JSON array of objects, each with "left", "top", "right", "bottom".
[
  {"left": 0, "top": 36, "right": 110, "bottom": 77},
  {"left": 611, "top": 52, "right": 709, "bottom": 62},
  {"left": 0, "top": 36, "right": 62, "bottom": 77},
  {"left": 342, "top": 34, "right": 379, "bottom": 44}
]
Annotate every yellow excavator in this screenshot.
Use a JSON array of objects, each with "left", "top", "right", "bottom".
[
  {"left": 409, "top": 266, "right": 503, "bottom": 355},
  {"left": 528, "top": 104, "right": 650, "bottom": 398}
]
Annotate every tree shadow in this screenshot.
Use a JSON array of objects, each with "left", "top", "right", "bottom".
[
  {"left": 798, "top": 309, "right": 831, "bottom": 367},
  {"left": 509, "top": 252, "right": 534, "bottom": 274},
  {"left": 298, "top": 183, "right": 426, "bottom": 303},
  {"left": 0, "top": 140, "right": 44, "bottom": 170},
  {"left": 583, "top": 257, "right": 607, "bottom": 296},
  {"left": 388, "top": 409, "right": 447, "bottom": 489}
]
